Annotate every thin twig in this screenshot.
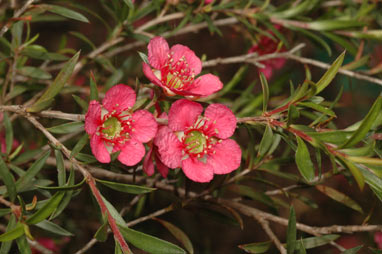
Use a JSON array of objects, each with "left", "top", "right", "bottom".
[
  {"left": 0, "top": 0, "right": 35, "bottom": 36},
  {"left": 255, "top": 215, "right": 287, "bottom": 254}
]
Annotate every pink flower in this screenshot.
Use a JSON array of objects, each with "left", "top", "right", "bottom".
[
  {"left": 375, "top": 231, "right": 382, "bottom": 249},
  {"left": 31, "top": 238, "right": 59, "bottom": 254},
  {"left": 143, "top": 113, "right": 169, "bottom": 178},
  {"left": 248, "top": 26, "right": 286, "bottom": 79},
  {"left": 142, "top": 36, "right": 223, "bottom": 98},
  {"left": 154, "top": 99, "right": 241, "bottom": 182},
  {"left": 85, "top": 84, "right": 158, "bottom": 166}
]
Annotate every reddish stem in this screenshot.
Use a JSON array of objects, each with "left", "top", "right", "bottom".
[{"left": 87, "top": 176, "right": 132, "bottom": 254}]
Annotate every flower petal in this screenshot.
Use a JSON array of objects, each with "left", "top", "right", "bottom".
[
  {"left": 168, "top": 99, "right": 202, "bottom": 131},
  {"left": 118, "top": 139, "right": 145, "bottom": 166},
  {"left": 155, "top": 151, "right": 169, "bottom": 178},
  {"left": 182, "top": 157, "right": 214, "bottom": 183},
  {"left": 148, "top": 36, "right": 169, "bottom": 69},
  {"left": 170, "top": 44, "right": 202, "bottom": 75},
  {"left": 143, "top": 146, "right": 155, "bottom": 176},
  {"left": 204, "top": 103, "right": 236, "bottom": 139},
  {"left": 131, "top": 110, "right": 158, "bottom": 143},
  {"left": 142, "top": 63, "right": 165, "bottom": 88},
  {"left": 154, "top": 126, "right": 182, "bottom": 168},
  {"left": 102, "top": 84, "right": 136, "bottom": 112},
  {"left": 90, "top": 134, "right": 110, "bottom": 163},
  {"left": 85, "top": 100, "right": 102, "bottom": 135},
  {"left": 186, "top": 74, "right": 223, "bottom": 97},
  {"left": 208, "top": 139, "right": 241, "bottom": 175}
]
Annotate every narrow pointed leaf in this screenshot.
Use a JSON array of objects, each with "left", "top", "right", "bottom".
[
  {"left": 18, "top": 66, "right": 52, "bottom": 80},
  {"left": 295, "top": 136, "right": 315, "bottom": 182},
  {"left": 26, "top": 191, "right": 65, "bottom": 225},
  {"left": 341, "top": 245, "right": 363, "bottom": 254},
  {"left": 0, "top": 223, "right": 24, "bottom": 242},
  {"left": 3, "top": 113, "right": 13, "bottom": 155},
  {"left": 72, "top": 94, "right": 88, "bottom": 111},
  {"left": 36, "top": 177, "right": 85, "bottom": 191},
  {"left": 0, "top": 156, "right": 16, "bottom": 202},
  {"left": 341, "top": 159, "right": 365, "bottom": 190},
  {"left": 28, "top": 51, "right": 80, "bottom": 112},
  {"left": 16, "top": 151, "right": 50, "bottom": 191},
  {"left": 43, "top": 4, "right": 89, "bottom": 23},
  {"left": 340, "top": 96, "right": 382, "bottom": 149},
  {"left": 70, "top": 134, "right": 89, "bottom": 158},
  {"left": 0, "top": 214, "right": 17, "bottom": 252},
  {"left": 154, "top": 218, "right": 194, "bottom": 254},
  {"left": 315, "top": 185, "right": 363, "bottom": 213},
  {"left": 97, "top": 179, "right": 156, "bottom": 194},
  {"left": 55, "top": 150, "right": 66, "bottom": 186},
  {"left": 259, "top": 72, "right": 269, "bottom": 112},
  {"left": 35, "top": 220, "right": 73, "bottom": 236},
  {"left": 295, "top": 235, "right": 340, "bottom": 249},
  {"left": 238, "top": 241, "right": 271, "bottom": 254},
  {"left": 47, "top": 121, "right": 84, "bottom": 134},
  {"left": 286, "top": 207, "right": 296, "bottom": 254},
  {"left": 118, "top": 224, "right": 186, "bottom": 254},
  {"left": 16, "top": 234, "right": 31, "bottom": 254},
  {"left": 258, "top": 125, "right": 273, "bottom": 157},
  {"left": 315, "top": 51, "right": 345, "bottom": 95},
  {"left": 89, "top": 73, "right": 99, "bottom": 101}
]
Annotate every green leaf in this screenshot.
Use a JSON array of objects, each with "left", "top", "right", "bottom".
[
  {"left": 138, "top": 51, "right": 149, "bottom": 64},
  {"left": 287, "top": 104, "right": 300, "bottom": 126},
  {"left": 341, "top": 245, "right": 363, "bottom": 254},
  {"left": 340, "top": 96, "right": 382, "bottom": 149},
  {"left": 18, "top": 66, "right": 52, "bottom": 80},
  {"left": 94, "top": 213, "right": 109, "bottom": 242},
  {"left": 47, "top": 121, "right": 84, "bottom": 134},
  {"left": 69, "top": 31, "right": 96, "bottom": 50},
  {"left": 358, "top": 167, "right": 382, "bottom": 202},
  {"left": 22, "top": 45, "right": 68, "bottom": 61},
  {"left": 272, "top": 0, "right": 319, "bottom": 19},
  {"left": 89, "top": 74, "right": 99, "bottom": 101},
  {"left": 51, "top": 169, "right": 75, "bottom": 219},
  {"left": 0, "top": 156, "right": 17, "bottom": 202},
  {"left": 36, "top": 177, "right": 85, "bottom": 191},
  {"left": 258, "top": 124, "right": 273, "bottom": 157},
  {"left": 218, "top": 66, "right": 247, "bottom": 97},
  {"left": 227, "top": 185, "right": 275, "bottom": 208},
  {"left": 341, "top": 158, "right": 365, "bottom": 190},
  {"left": 307, "top": 130, "right": 353, "bottom": 145},
  {"left": 55, "top": 150, "right": 66, "bottom": 186},
  {"left": 307, "top": 20, "right": 364, "bottom": 31},
  {"left": 154, "top": 218, "right": 194, "bottom": 254},
  {"left": 315, "top": 51, "right": 345, "bottom": 95},
  {"left": 286, "top": 206, "right": 296, "bottom": 254},
  {"left": 118, "top": 224, "right": 186, "bottom": 254},
  {"left": 27, "top": 98, "right": 55, "bottom": 113},
  {"left": 70, "top": 134, "right": 89, "bottom": 158},
  {"left": 97, "top": 179, "right": 156, "bottom": 194},
  {"left": 72, "top": 94, "right": 89, "bottom": 111},
  {"left": 43, "top": 4, "right": 89, "bottom": 23},
  {"left": 259, "top": 72, "right": 269, "bottom": 112},
  {"left": 295, "top": 235, "right": 340, "bottom": 249},
  {"left": 26, "top": 191, "right": 65, "bottom": 225},
  {"left": 28, "top": 51, "right": 80, "bottom": 112},
  {"left": 0, "top": 208, "right": 11, "bottom": 218},
  {"left": 315, "top": 185, "right": 363, "bottom": 213},
  {"left": 298, "top": 102, "right": 336, "bottom": 117},
  {"left": 3, "top": 113, "right": 13, "bottom": 155},
  {"left": 295, "top": 136, "right": 315, "bottom": 182},
  {"left": 0, "top": 214, "right": 17, "bottom": 253},
  {"left": 238, "top": 241, "right": 271, "bottom": 254},
  {"left": 101, "top": 195, "right": 126, "bottom": 226},
  {"left": 0, "top": 223, "right": 24, "bottom": 242},
  {"left": 16, "top": 234, "right": 31, "bottom": 254},
  {"left": 35, "top": 220, "right": 73, "bottom": 236},
  {"left": 16, "top": 151, "right": 50, "bottom": 192}
]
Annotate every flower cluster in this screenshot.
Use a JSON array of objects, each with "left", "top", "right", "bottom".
[
  {"left": 85, "top": 37, "right": 241, "bottom": 183},
  {"left": 248, "top": 25, "right": 286, "bottom": 79}
]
